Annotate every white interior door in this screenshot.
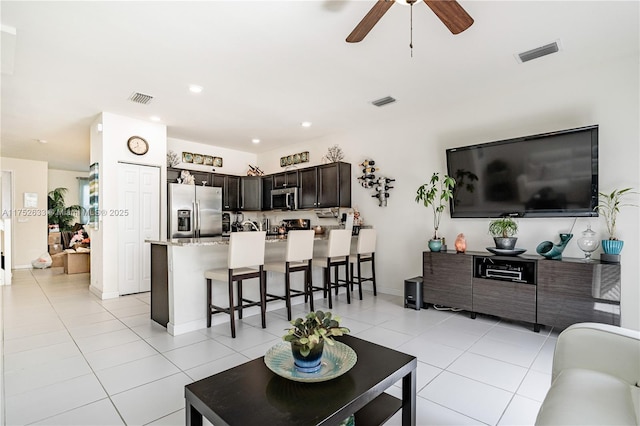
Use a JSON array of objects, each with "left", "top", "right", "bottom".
[{"left": 118, "top": 163, "right": 160, "bottom": 295}]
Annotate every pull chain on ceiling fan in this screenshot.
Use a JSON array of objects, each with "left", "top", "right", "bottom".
[{"left": 346, "top": 0, "right": 474, "bottom": 44}]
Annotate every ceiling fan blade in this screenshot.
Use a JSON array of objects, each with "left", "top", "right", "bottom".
[
  {"left": 423, "top": 0, "right": 474, "bottom": 34},
  {"left": 346, "top": 0, "right": 395, "bottom": 43}
]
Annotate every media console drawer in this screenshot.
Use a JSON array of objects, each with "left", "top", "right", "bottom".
[{"left": 472, "top": 277, "right": 536, "bottom": 324}]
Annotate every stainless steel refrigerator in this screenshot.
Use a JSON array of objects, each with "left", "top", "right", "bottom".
[{"left": 168, "top": 183, "right": 222, "bottom": 238}]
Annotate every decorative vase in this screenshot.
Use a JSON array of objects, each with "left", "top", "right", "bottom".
[
  {"left": 536, "top": 233, "right": 573, "bottom": 260},
  {"left": 601, "top": 239, "right": 624, "bottom": 255},
  {"left": 291, "top": 340, "right": 324, "bottom": 373},
  {"left": 428, "top": 239, "right": 443, "bottom": 252},
  {"left": 577, "top": 225, "right": 599, "bottom": 261},
  {"left": 494, "top": 237, "right": 517, "bottom": 250}
]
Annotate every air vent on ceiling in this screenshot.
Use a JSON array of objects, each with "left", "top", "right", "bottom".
[
  {"left": 517, "top": 41, "right": 560, "bottom": 63},
  {"left": 128, "top": 92, "right": 154, "bottom": 105},
  {"left": 371, "top": 96, "right": 396, "bottom": 107}
]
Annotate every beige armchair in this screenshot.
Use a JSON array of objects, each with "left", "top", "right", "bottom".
[{"left": 536, "top": 322, "right": 640, "bottom": 425}]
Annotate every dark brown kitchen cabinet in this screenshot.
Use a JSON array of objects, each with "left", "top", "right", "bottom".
[
  {"left": 299, "top": 162, "right": 351, "bottom": 209},
  {"left": 261, "top": 176, "right": 273, "bottom": 211},
  {"left": 212, "top": 174, "right": 240, "bottom": 211},
  {"left": 240, "top": 176, "right": 262, "bottom": 211},
  {"left": 422, "top": 251, "right": 473, "bottom": 311},
  {"left": 167, "top": 167, "right": 211, "bottom": 185},
  {"left": 273, "top": 170, "right": 298, "bottom": 189}
]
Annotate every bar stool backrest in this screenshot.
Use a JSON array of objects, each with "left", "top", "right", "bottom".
[
  {"left": 228, "top": 231, "right": 266, "bottom": 269},
  {"left": 327, "top": 229, "right": 352, "bottom": 258},
  {"left": 356, "top": 229, "right": 376, "bottom": 255},
  {"left": 286, "top": 230, "right": 315, "bottom": 262}
]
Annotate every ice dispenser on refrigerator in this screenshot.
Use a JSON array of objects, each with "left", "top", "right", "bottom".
[{"left": 169, "top": 183, "right": 222, "bottom": 238}]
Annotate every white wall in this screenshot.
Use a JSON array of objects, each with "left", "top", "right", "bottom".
[
  {"left": 257, "top": 55, "right": 640, "bottom": 330},
  {"left": 0, "top": 157, "right": 48, "bottom": 268},
  {"left": 48, "top": 169, "right": 88, "bottom": 208},
  {"left": 90, "top": 112, "right": 167, "bottom": 299},
  {"left": 167, "top": 138, "right": 257, "bottom": 176}
]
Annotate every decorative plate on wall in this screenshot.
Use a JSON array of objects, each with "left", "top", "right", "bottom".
[{"left": 182, "top": 152, "right": 193, "bottom": 163}]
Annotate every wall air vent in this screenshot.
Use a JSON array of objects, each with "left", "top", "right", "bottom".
[
  {"left": 517, "top": 41, "right": 560, "bottom": 63},
  {"left": 371, "top": 96, "right": 396, "bottom": 107},
  {"left": 128, "top": 92, "right": 154, "bottom": 105}
]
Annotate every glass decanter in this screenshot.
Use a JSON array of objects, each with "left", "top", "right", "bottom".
[{"left": 577, "top": 225, "right": 599, "bottom": 261}]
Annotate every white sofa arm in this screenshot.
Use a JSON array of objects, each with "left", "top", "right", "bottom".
[{"left": 552, "top": 322, "right": 640, "bottom": 386}]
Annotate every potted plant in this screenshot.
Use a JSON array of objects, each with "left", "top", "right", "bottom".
[
  {"left": 595, "top": 188, "right": 638, "bottom": 254},
  {"left": 415, "top": 172, "right": 456, "bottom": 252},
  {"left": 47, "top": 187, "right": 82, "bottom": 232},
  {"left": 488, "top": 216, "right": 519, "bottom": 250},
  {"left": 282, "top": 310, "right": 349, "bottom": 373}
]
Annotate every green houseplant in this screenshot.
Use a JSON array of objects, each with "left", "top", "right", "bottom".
[
  {"left": 488, "top": 216, "right": 519, "bottom": 250},
  {"left": 595, "top": 188, "right": 638, "bottom": 254},
  {"left": 415, "top": 172, "right": 456, "bottom": 251},
  {"left": 283, "top": 310, "right": 349, "bottom": 373},
  {"left": 47, "top": 187, "right": 82, "bottom": 232}
]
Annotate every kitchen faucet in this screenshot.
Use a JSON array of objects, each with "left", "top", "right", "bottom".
[{"left": 241, "top": 220, "right": 260, "bottom": 231}]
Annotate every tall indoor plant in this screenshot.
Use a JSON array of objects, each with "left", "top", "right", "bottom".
[
  {"left": 415, "top": 172, "right": 456, "bottom": 251},
  {"left": 595, "top": 187, "right": 638, "bottom": 254},
  {"left": 48, "top": 187, "right": 82, "bottom": 232}
]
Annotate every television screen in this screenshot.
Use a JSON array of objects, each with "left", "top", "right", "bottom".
[{"left": 446, "top": 125, "right": 598, "bottom": 218}]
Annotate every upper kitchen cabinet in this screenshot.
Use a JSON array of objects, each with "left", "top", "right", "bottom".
[
  {"left": 261, "top": 176, "right": 273, "bottom": 211},
  {"left": 240, "top": 176, "right": 262, "bottom": 211},
  {"left": 212, "top": 174, "right": 240, "bottom": 211},
  {"left": 273, "top": 170, "right": 299, "bottom": 189},
  {"left": 167, "top": 167, "right": 211, "bottom": 185},
  {"left": 299, "top": 162, "right": 351, "bottom": 209}
]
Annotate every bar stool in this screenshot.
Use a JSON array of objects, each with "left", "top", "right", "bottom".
[
  {"left": 349, "top": 228, "right": 377, "bottom": 300},
  {"left": 264, "top": 230, "right": 315, "bottom": 320},
  {"left": 313, "top": 229, "right": 352, "bottom": 309},
  {"left": 204, "top": 231, "right": 266, "bottom": 338}
]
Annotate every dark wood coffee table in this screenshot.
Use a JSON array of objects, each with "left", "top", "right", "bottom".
[{"left": 185, "top": 335, "right": 417, "bottom": 426}]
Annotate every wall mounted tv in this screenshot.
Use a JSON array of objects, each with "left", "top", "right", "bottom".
[{"left": 446, "top": 125, "right": 598, "bottom": 218}]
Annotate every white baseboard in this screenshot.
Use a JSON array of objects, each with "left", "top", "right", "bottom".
[{"left": 89, "top": 285, "right": 119, "bottom": 300}]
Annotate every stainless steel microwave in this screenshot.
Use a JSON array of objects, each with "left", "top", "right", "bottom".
[{"left": 271, "top": 187, "right": 298, "bottom": 210}]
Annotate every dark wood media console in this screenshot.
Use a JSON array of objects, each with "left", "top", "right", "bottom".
[{"left": 422, "top": 251, "right": 621, "bottom": 331}]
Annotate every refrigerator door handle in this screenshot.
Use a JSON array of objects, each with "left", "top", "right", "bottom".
[{"left": 193, "top": 201, "right": 200, "bottom": 238}]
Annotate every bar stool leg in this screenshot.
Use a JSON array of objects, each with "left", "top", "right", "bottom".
[
  {"left": 344, "top": 262, "right": 351, "bottom": 304},
  {"left": 334, "top": 263, "right": 339, "bottom": 296},
  {"left": 357, "top": 256, "right": 363, "bottom": 300},
  {"left": 284, "top": 264, "right": 292, "bottom": 321},
  {"left": 237, "top": 279, "right": 243, "bottom": 320},
  {"left": 260, "top": 267, "right": 266, "bottom": 329},
  {"left": 326, "top": 264, "right": 333, "bottom": 309},
  {"left": 307, "top": 265, "right": 315, "bottom": 312},
  {"left": 228, "top": 272, "right": 236, "bottom": 338},
  {"left": 206, "top": 279, "right": 212, "bottom": 328},
  {"left": 371, "top": 254, "right": 377, "bottom": 296}
]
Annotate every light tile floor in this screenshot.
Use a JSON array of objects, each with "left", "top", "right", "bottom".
[{"left": 1, "top": 268, "right": 557, "bottom": 425}]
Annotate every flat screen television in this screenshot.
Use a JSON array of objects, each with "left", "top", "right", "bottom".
[{"left": 446, "top": 125, "right": 598, "bottom": 218}]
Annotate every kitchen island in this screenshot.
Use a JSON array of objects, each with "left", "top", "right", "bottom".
[{"left": 148, "top": 233, "right": 355, "bottom": 335}]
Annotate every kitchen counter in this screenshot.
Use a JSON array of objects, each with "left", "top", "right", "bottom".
[
  {"left": 147, "top": 229, "right": 366, "bottom": 336},
  {"left": 145, "top": 229, "right": 354, "bottom": 246}
]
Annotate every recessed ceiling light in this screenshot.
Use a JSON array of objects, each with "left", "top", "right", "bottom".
[
  {"left": 252, "top": 138, "right": 261, "bottom": 144},
  {"left": 37, "top": 139, "right": 48, "bottom": 144},
  {"left": 150, "top": 116, "right": 161, "bottom": 122},
  {"left": 189, "top": 84, "right": 203, "bottom": 93},
  {"left": 301, "top": 121, "right": 312, "bottom": 128}
]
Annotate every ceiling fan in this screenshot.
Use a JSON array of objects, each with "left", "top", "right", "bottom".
[{"left": 346, "top": 0, "right": 474, "bottom": 43}]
